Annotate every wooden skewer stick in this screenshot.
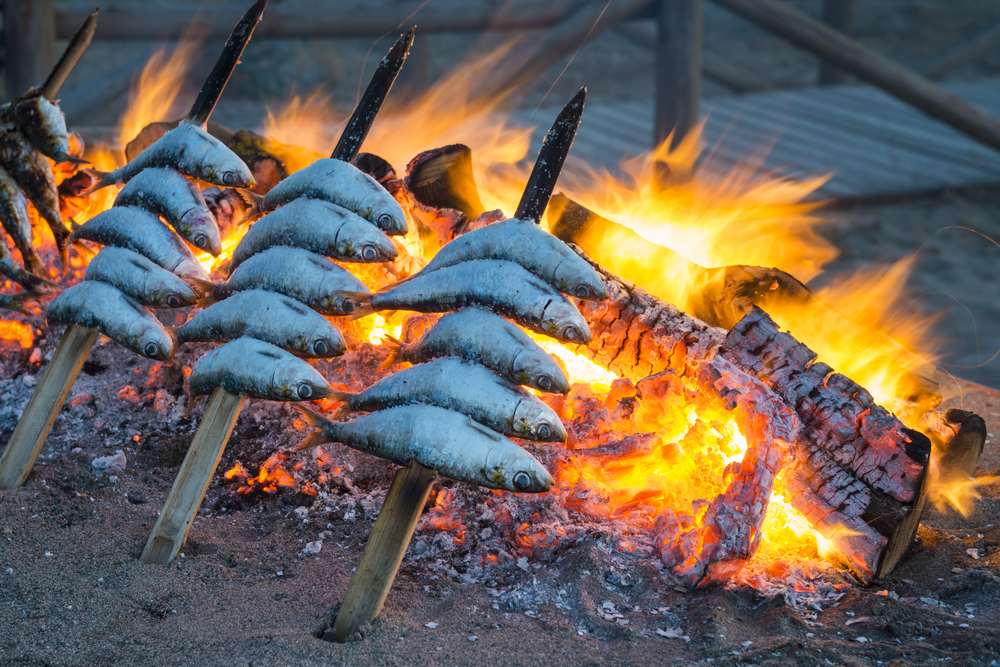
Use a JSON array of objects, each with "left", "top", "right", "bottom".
[
  {"left": 39, "top": 8, "right": 98, "bottom": 99},
  {"left": 141, "top": 388, "right": 246, "bottom": 565},
  {"left": 514, "top": 86, "right": 586, "bottom": 223},
  {"left": 331, "top": 27, "right": 414, "bottom": 163},
  {"left": 333, "top": 460, "right": 437, "bottom": 642},
  {"left": 0, "top": 324, "right": 98, "bottom": 489}
]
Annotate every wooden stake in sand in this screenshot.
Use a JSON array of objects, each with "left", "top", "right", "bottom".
[
  {"left": 333, "top": 460, "right": 437, "bottom": 642},
  {"left": 0, "top": 324, "right": 98, "bottom": 489},
  {"left": 141, "top": 388, "right": 246, "bottom": 565}
]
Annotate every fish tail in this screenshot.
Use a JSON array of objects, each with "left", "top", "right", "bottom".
[
  {"left": 195, "top": 282, "right": 231, "bottom": 309},
  {"left": 187, "top": 278, "right": 217, "bottom": 297},
  {"left": 326, "top": 388, "right": 355, "bottom": 404},
  {"left": 234, "top": 188, "right": 263, "bottom": 207},
  {"left": 0, "top": 260, "right": 52, "bottom": 291},
  {"left": 23, "top": 250, "right": 47, "bottom": 278},
  {"left": 79, "top": 169, "right": 112, "bottom": 196},
  {"left": 291, "top": 405, "right": 335, "bottom": 452},
  {"left": 378, "top": 335, "right": 405, "bottom": 370},
  {"left": 57, "top": 153, "right": 90, "bottom": 166}
]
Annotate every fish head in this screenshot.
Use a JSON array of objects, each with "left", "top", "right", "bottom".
[
  {"left": 305, "top": 322, "right": 347, "bottom": 358},
  {"left": 483, "top": 447, "right": 554, "bottom": 493},
  {"left": 540, "top": 299, "right": 593, "bottom": 344},
  {"left": 320, "top": 275, "right": 368, "bottom": 316},
  {"left": 144, "top": 273, "right": 200, "bottom": 308},
  {"left": 180, "top": 209, "right": 222, "bottom": 257},
  {"left": 12, "top": 94, "right": 70, "bottom": 155},
  {"left": 271, "top": 362, "right": 331, "bottom": 402},
  {"left": 552, "top": 257, "right": 610, "bottom": 301},
  {"left": 342, "top": 226, "right": 398, "bottom": 263},
  {"left": 511, "top": 399, "right": 567, "bottom": 442},
  {"left": 134, "top": 323, "right": 175, "bottom": 361},
  {"left": 173, "top": 258, "right": 212, "bottom": 284},
  {"left": 180, "top": 124, "right": 256, "bottom": 189},
  {"left": 511, "top": 349, "right": 571, "bottom": 394},
  {"left": 364, "top": 193, "right": 408, "bottom": 236}
]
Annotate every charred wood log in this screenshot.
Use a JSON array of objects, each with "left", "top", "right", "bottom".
[
  {"left": 548, "top": 193, "right": 940, "bottom": 404},
  {"left": 405, "top": 144, "right": 486, "bottom": 221},
  {"left": 574, "top": 257, "right": 934, "bottom": 582}
]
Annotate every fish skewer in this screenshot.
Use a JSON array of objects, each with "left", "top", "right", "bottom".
[
  {"left": 0, "top": 127, "right": 71, "bottom": 267},
  {"left": 47, "top": 280, "right": 176, "bottom": 360},
  {"left": 39, "top": 8, "right": 99, "bottom": 100},
  {"left": 219, "top": 246, "right": 369, "bottom": 316},
  {"left": 229, "top": 198, "right": 396, "bottom": 271},
  {"left": 84, "top": 0, "right": 265, "bottom": 193},
  {"left": 114, "top": 168, "right": 222, "bottom": 256},
  {"left": 390, "top": 216, "right": 608, "bottom": 300},
  {"left": 241, "top": 158, "right": 407, "bottom": 235},
  {"left": 384, "top": 307, "right": 570, "bottom": 394},
  {"left": 325, "top": 357, "right": 565, "bottom": 442},
  {"left": 70, "top": 206, "right": 211, "bottom": 282},
  {"left": 295, "top": 403, "right": 553, "bottom": 492},
  {"left": 177, "top": 289, "right": 346, "bottom": 358},
  {"left": 344, "top": 259, "right": 592, "bottom": 344},
  {"left": 83, "top": 247, "right": 205, "bottom": 308},
  {"left": 331, "top": 28, "right": 414, "bottom": 163}
]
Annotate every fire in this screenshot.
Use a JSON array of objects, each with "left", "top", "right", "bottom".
[
  {"left": 0, "top": 320, "right": 33, "bottom": 348},
  {"left": 119, "top": 39, "right": 202, "bottom": 149}
]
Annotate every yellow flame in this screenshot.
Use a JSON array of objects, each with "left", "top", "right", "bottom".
[{"left": 119, "top": 40, "right": 201, "bottom": 149}]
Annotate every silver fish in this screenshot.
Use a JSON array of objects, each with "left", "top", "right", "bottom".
[
  {"left": 229, "top": 197, "right": 396, "bottom": 272},
  {"left": 188, "top": 336, "right": 331, "bottom": 400},
  {"left": 246, "top": 158, "right": 407, "bottom": 235},
  {"left": 402, "top": 218, "right": 608, "bottom": 301},
  {"left": 6, "top": 92, "right": 84, "bottom": 164},
  {"left": 348, "top": 260, "right": 591, "bottom": 344},
  {"left": 47, "top": 280, "right": 175, "bottom": 360},
  {"left": 0, "top": 125, "right": 69, "bottom": 265},
  {"left": 178, "top": 289, "right": 346, "bottom": 358},
  {"left": 83, "top": 247, "right": 205, "bottom": 308},
  {"left": 328, "top": 357, "right": 565, "bottom": 442},
  {"left": 294, "top": 403, "right": 554, "bottom": 492},
  {"left": 69, "top": 206, "right": 210, "bottom": 282},
  {"left": 114, "top": 168, "right": 222, "bottom": 256},
  {"left": 0, "top": 163, "right": 45, "bottom": 276},
  {"left": 84, "top": 123, "right": 254, "bottom": 192},
  {"left": 386, "top": 307, "right": 570, "bottom": 394},
  {"left": 222, "top": 246, "right": 369, "bottom": 316}
]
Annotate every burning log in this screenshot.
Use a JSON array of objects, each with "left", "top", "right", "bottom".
[
  {"left": 141, "top": 388, "right": 246, "bottom": 564},
  {"left": 546, "top": 193, "right": 940, "bottom": 404},
  {"left": 329, "top": 460, "right": 438, "bottom": 642}
]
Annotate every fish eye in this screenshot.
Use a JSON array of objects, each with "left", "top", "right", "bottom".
[
  {"left": 361, "top": 245, "right": 378, "bottom": 261},
  {"left": 574, "top": 285, "right": 591, "bottom": 298},
  {"left": 298, "top": 383, "right": 313, "bottom": 399},
  {"left": 143, "top": 342, "right": 159, "bottom": 357},
  {"left": 193, "top": 234, "right": 208, "bottom": 249},
  {"left": 562, "top": 326, "right": 579, "bottom": 341},
  {"left": 165, "top": 294, "right": 181, "bottom": 308},
  {"left": 313, "top": 340, "right": 328, "bottom": 356},
  {"left": 513, "top": 472, "right": 531, "bottom": 490},
  {"left": 536, "top": 376, "right": 552, "bottom": 392},
  {"left": 341, "top": 299, "right": 356, "bottom": 314},
  {"left": 376, "top": 213, "right": 394, "bottom": 230},
  {"left": 222, "top": 172, "right": 238, "bottom": 186},
  {"left": 536, "top": 424, "right": 552, "bottom": 439}
]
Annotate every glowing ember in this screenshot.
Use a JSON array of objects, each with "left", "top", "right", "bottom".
[{"left": 0, "top": 320, "right": 33, "bottom": 348}]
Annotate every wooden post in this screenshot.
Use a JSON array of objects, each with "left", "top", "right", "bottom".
[
  {"left": 654, "top": 0, "right": 702, "bottom": 150},
  {"left": 709, "top": 0, "right": 1000, "bottom": 156},
  {"left": 140, "top": 388, "right": 246, "bottom": 565},
  {"left": 817, "top": 0, "right": 854, "bottom": 85},
  {"left": 0, "top": 324, "right": 98, "bottom": 489},
  {"left": 4, "top": 0, "right": 56, "bottom": 100},
  {"left": 332, "top": 460, "right": 437, "bottom": 642}
]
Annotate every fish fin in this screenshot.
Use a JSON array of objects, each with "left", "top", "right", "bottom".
[
  {"left": 292, "top": 404, "right": 333, "bottom": 429},
  {"left": 1, "top": 291, "right": 42, "bottom": 315},
  {"left": 377, "top": 334, "right": 405, "bottom": 370},
  {"left": 183, "top": 392, "right": 200, "bottom": 419},
  {"left": 291, "top": 431, "right": 329, "bottom": 453},
  {"left": 79, "top": 169, "right": 111, "bottom": 196},
  {"left": 186, "top": 277, "right": 217, "bottom": 297},
  {"left": 327, "top": 403, "right": 353, "bottom": 421},
  {"left": 57, "top": 153, "right": 89, "bottom": 166},
  {"left": 466, "top": 416, "right": 504, "bottom": 441}
]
